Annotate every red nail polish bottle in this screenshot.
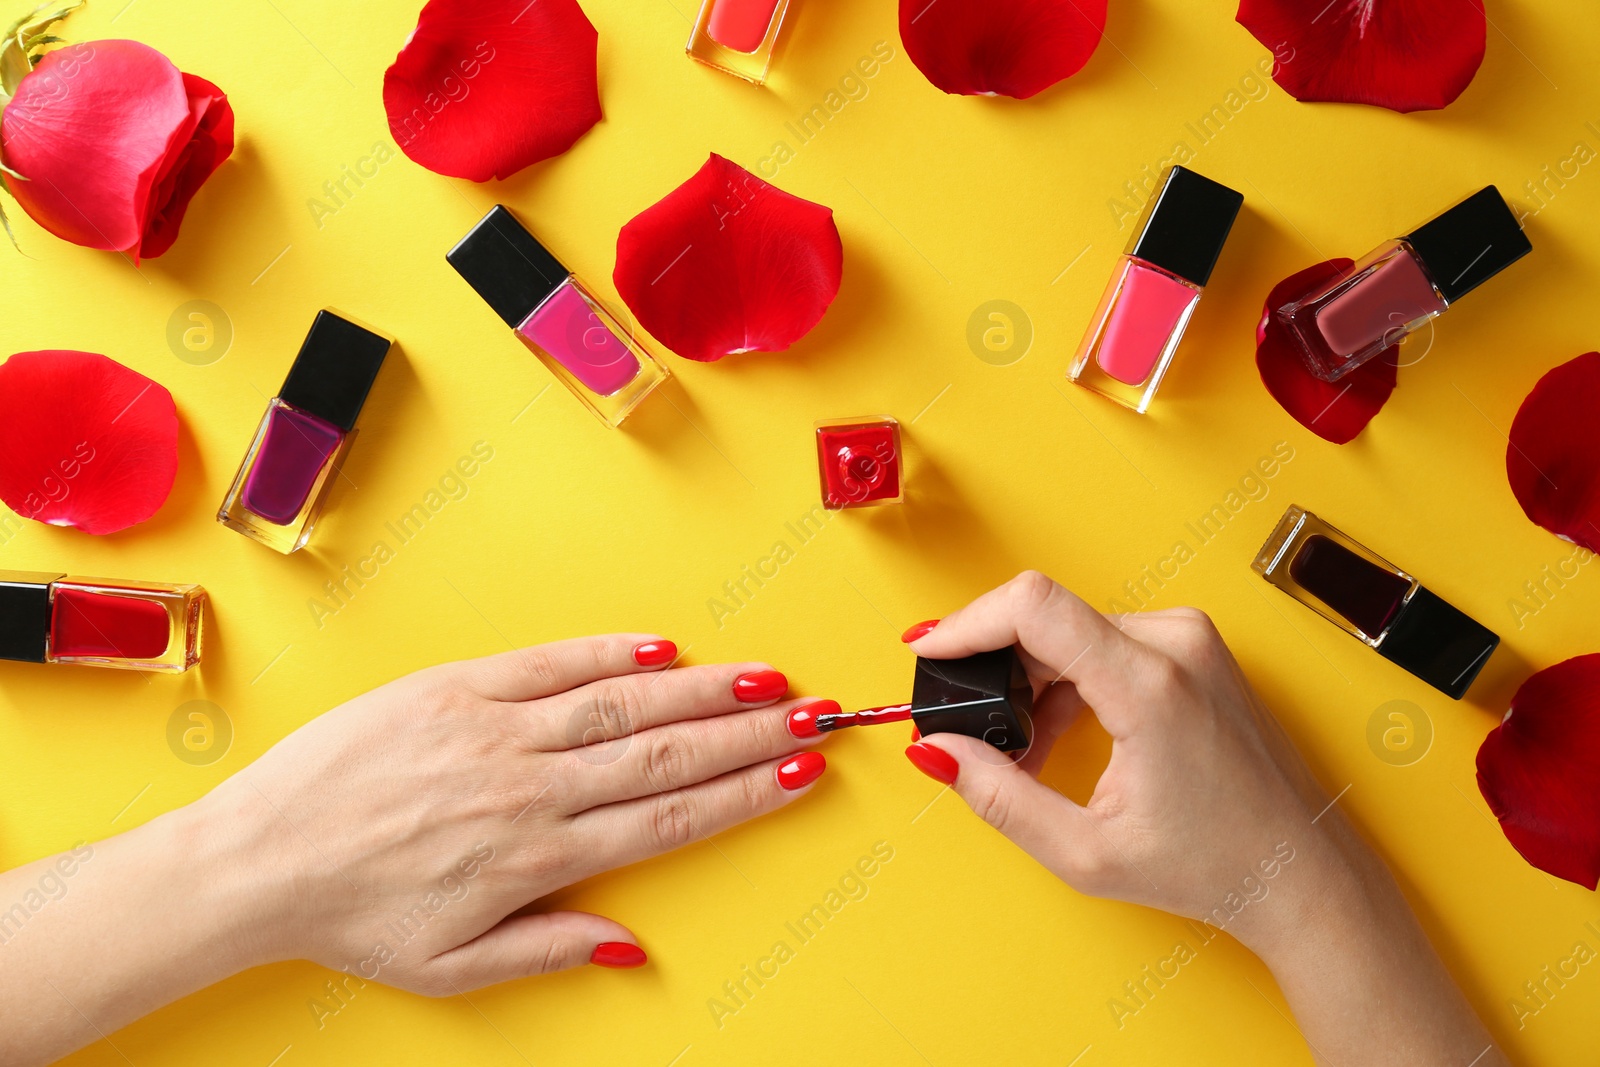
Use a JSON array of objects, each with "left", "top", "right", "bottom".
[
  {"left": 218, "top": 310, "right": 392, "bottom": 554},
  {"left": 686, "top": 0, "right": 793, "bottom": 84},
  {"left": 1067, "top": 166, "right": 1242, "bottom": 414},
  {"left": 0, "top": 571, "right": 206, "bottom": 672},
  {"left": 816, "top": 417, "right": 902, "bottom": 510},
  {"left": 448, "top": 205, "right": 670, "bottom": 428},
  {"left": 1275, "top": 187, "right": 1530, "bottom": 383}
]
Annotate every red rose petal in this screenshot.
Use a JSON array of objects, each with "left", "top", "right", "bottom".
[
  {"left": 1477, "top": 655, "right": 1600, "bottom": 889},
  {"left": 1255, "top": 259, "right": 1398, "bottom": 444},
  {"left": 2, "top": 41, "right": 189, "bottom": 254},
  {"left": 899, "top": 0, "right": 1106, "bottom": 98},
  {"left": 138, "top": 74, "right": 235, "bottom": 260},
  {"left": 1237, "top": 0, "right": 1485, "bottom": 113},
  {"left": 614, "top": 154, "right": 842, "bottom": 362},
  {"left": 1506, "top": 352, "right": 1600, "bottom": 554},
  {"left": 383, "top": 0, "right": 602, "bottom": 182},
  {"left": 0, "top": 351, "right": 178, "bottom": 535}
]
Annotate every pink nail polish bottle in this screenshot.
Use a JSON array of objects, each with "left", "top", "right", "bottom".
[
  {"left": 1067, "top": 166, "right": 1243, "bottom": 413},
  {"left": 686, "top": 0, "right": 792, "bottom": 84},
  {"left": 1274, "top": 187, "right": 1531, "bottom": 382},
  {"left": 218, "top": 311, "right": 392, "bottom": 554},
  {"left": 449, "top": 206, "right": 669, "bottom": 428}
]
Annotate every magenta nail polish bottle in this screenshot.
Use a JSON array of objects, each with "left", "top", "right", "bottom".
[
  {"left": 218, "top": 310, "right": 392, "bottom": 553},
  {"left": 448, "top": 205, "right": 669, "bottom": 428},
  {"left": 1274, "top": 187, "right": 1532, "bottom": 382}
]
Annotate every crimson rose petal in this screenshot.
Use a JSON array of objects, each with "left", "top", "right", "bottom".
[
  {"left": 899, "top": 0, "right": 1106, "bottom": 98},
  {"left": 614, "top": 154, "right": 843, "bottom": 362},
  {"left": 1256, "top": 259, "right": 1398, "bottom": 444},
  {"left": 3, "top": 40, "right": 232, "bottom": 260},
  {"left": 1506, "top": 352, "right": 1600, "bottom": 554},
  {"left": 0, "top": 351, "right": 178, "bottom": 534},
  {"left": 1478, "top": 655, "right": 1600, "bottom": 889},
  {"left": 138, "top": 74, "right": 235, "bottom": 260},
  {"left": 384, "top": 0, "right": 602, "bottom": 182},
  {"left": 1237, "top": 0, "right": 1485, "bottom": 113}
]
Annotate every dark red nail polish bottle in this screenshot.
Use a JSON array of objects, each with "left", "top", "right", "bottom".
[
  {"left": 0, "top": 570, "right": 206, "bottom": 672},
  {"left": 218, "top": 310, "right": 392, "bottom": 553},
  {"left": 1253, "top": 505, "right": 1499, "bottom": 699}
]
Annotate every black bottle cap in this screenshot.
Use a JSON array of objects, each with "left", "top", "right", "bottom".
[
  {"left": 0, "top": 571, "right": 63, "bottom": 663},
  {"left": 1404, "top": 186, "right": 1531, "bottom": 304},
  {"left": 277, "top": 311, "right": 392, "bottom": 433},
  {"left": 1125, "top": 166, "right": 1244, "bottom": 287},
  {"left": 1378, "top": 586, "right": 1499, "bottom": 700},
  {"left": 910, "top": 647, "right": 1034, "bottom": 752},
  {"left": 446, "top": 205, "right": 570, "bottom": 327}
]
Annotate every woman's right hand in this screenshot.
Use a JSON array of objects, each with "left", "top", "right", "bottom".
[{"left": 901, "top": 572, "right": 1506, "bottom": 1067}]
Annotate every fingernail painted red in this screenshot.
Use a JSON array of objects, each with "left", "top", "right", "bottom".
[
  {"left": 632, "top": 640, "right": 677, "bottom": 667},
  {"left": 787, "top": 699, "right": 839, "bottom": 738},
  {"left": 734, "top": 669, "right": 787, "bottom": 703},
  {"left": 910, "top": 724, "right": 921, "bottom": 742},
  {"left": 905, "top": 743, "right": 958, "bottom": 786},
  {"left": 590, "top": 942, "right": 647, "bottom": 968},
  {"left": 901, "top": 619, "right": 939, "bottom": 643},
  {"left": 777, "top": 751, "right": 826, "bottom": 790}
]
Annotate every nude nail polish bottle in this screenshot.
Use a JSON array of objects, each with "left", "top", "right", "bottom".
[
  {"left": 448, "top": 205, "right": 669, "bottom": 428},
  {"left": 686, "top": 0, "right": 792, "bottom": 83},
  {"left": 0, "top": 570, "right": 205, "bottom": 672},
  {"left": 1274, "top": 186, "right": 1531, "bottom": 382},
  {"left": 1068, "top": 166, "right": 1242, "bottom": 414},
  {"left": 218, "top": 310, "right": 392, "bottom": 554}
]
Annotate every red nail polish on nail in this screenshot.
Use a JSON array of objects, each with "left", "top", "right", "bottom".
[
  {"left": 590, "top": 942, "right": 647, "bottom": 968},
  {"left": 910, "top": 724, "right": 921, "bottom": 742},
  {"left": 905, "top": 743, "right": 958, "bottom": 786},
  {"left": 901, "top": 619, "right": 939, "bottom": 643},
  {"left": 734, "top": 669, "right": 787, "bottom": 703},
  {"left": 787, "top": 699, "right": 840, "bottom": 738},
  {"left": 777, "top": 751, "right": 826, "bottom": 790},
  {"left": 632, "top": 640, "right": 677, "bottom": 667}
]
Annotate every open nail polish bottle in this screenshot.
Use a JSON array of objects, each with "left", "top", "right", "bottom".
[
  {"left": 218, "top": 310, "right": 392, "bottom": 554},
  {"left": 1274, "top": 187, "right": 1531, "bottom": 382},
  {"left": 1252, "top": 506, "right": 1498, "bottom": 699},
  {"left": 813, "top": 648, "right": 1034, "bottom": 751},
  {"left": 448, "top": 205, "right": 669, "bottom": 428},
  {"left": 685, "top": 0, "right": 792, "bottom": 84},
  {"left": 816, "top": 417, "right": 902, "bottom": 510},
  {"left": 0, "top": 571, "right": 205, "bottom": 672},
  {"left": 1067, "top": 166, "right": 1243, "bottom": 413}
]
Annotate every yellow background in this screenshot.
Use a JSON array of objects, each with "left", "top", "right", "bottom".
[{"left": 2, "top": 0, "right": 1597, "bottom": 1063}]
